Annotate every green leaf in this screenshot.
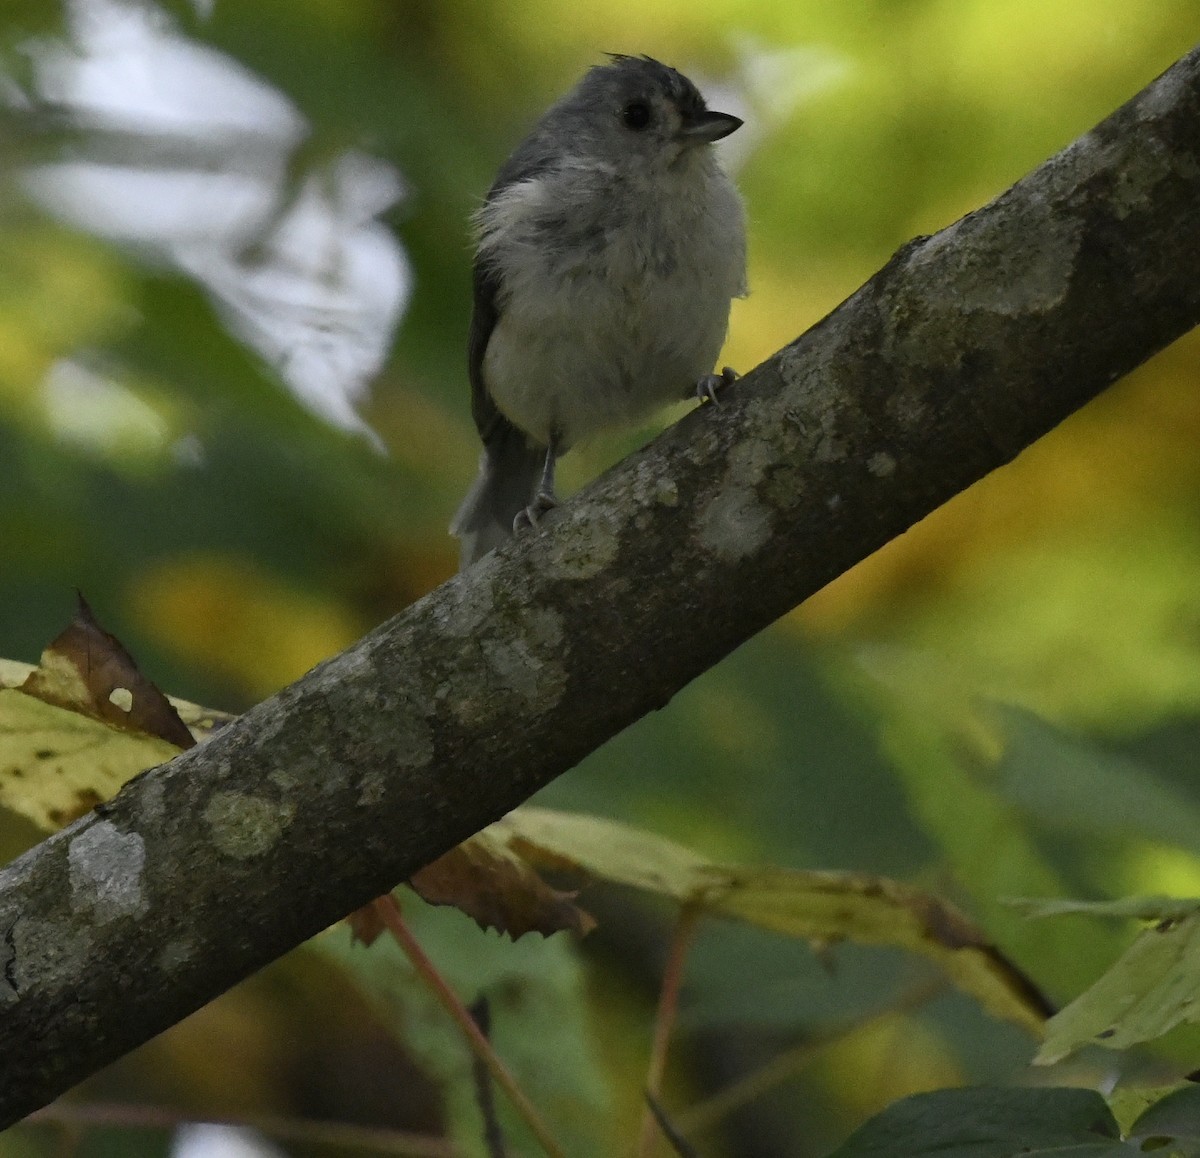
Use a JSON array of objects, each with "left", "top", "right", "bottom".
[
  {"left": 1106, "top": 1085, "right": 1191, "bottom": 1137},
  {"left": 497, "top": 806, "right": 709, "bottom": 898},
  {"left": 881, "top": 523, "right": 1200, "bottom": 735},
  {"left": 1035, "top": 908, "right": 1200, "bottom": 1065},
  {"left": 826, "top": 1086, "right": 1122, "bottom": 1157},
  {"left": 1129, "top": 1085, "right": 1200, "bottom": 1155},
  {"left": 1012, "top": 897, "right": 1200, "bottom": 923},
  {"left": 995, "top": 709, "right": 1200, "bottom": 854},
  {"left": 496, "top": 808, "right": 1049, "bottom": 1037},
  {"left": 314, "top": 894, "right": 616, "bottom": 1158},
  {"left": 853, "top": 647, "right": 1134, "bottom": 1000}
]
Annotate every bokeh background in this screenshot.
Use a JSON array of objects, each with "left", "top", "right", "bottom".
[{"left": 3, "top": 1, "right": 1200, "bottom": 1155}]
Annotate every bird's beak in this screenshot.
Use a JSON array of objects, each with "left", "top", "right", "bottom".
[{"left": 678, "top": 109, "right": 743, "bottom": 144}]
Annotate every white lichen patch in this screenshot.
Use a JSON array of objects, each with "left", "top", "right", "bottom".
[
  {"left": 479, "top": 636, "right": 568, "bottom": 711},
  {"left": 438, "top": 561, "right": 499, "bottom": 638},
  {"left": 909, "top": 199, "right": 1082, "bottom": 317},
  {"left": 727, "top": 436, "right": 775, "bottom": 485},
  {"left": 1108, "top": 137, "right": 1191, "bottom": 220},
  {"left": 68, "top": 821, "right": 147, "bottom": 922},
  {"left": 7, "top": 916, "right": 96, "bottom": 998},
  {"left": 773, "top": 384, "right": 850, "bottom": 465},
  {"left": 542, "top": 513, "right": 620, "bottom": 579},
  {"left": 268, "top": 765, "right": 302, "bottom": 795},
  {"left": 442, "top": 601, "right": 568, "bottom": 723},
  {"left": 157, "top": 937, "right": 195, "bottom": 974},
  {"left": 357, "top": 768, "right": 387, "bottom": 807},
  {"left": 867, "top": 451, "right": 897, "bottom": 477},
  {"left": 0, "top": 853, "right": 35, "bottom": 893},
  {"left": 695, "top": 485, "right": 772, "bottom": 563},
  {"left": 1139, "top": 60, "right": 1191, "bottom": 119},
  {"left": 812, "top": 422, "right": 847, "bottom": 464},
  {"left": 652, "top": 477, "right": 679, "bottom": 507},
  {"left": 523, "top": 605, "right": 564, "bottom": 650},
  {"left": 204, "top": 791, "right": 294, "bottom": 859},
  {"left": 138, "top": 772, "right": 166, "bottom": 827}
]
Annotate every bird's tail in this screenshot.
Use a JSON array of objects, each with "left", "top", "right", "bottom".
[{"left": 451, "top": 425, "right": 544, "bottom": 568}]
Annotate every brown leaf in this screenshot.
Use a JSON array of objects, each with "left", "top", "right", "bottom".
[
  {"left": 21, "top": 594, "right": 195, "bottom": 749},
  {"left": 409, "top": 832, "right": 596, "bottom": 940},
  {"left": 346, "top": 901, "right": 388, "bottom": 947}
]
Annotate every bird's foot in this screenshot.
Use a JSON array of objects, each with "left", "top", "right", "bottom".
[
  {"left": 694, "top": 366, "right": 739, "bottom": 406},
  {"left": 513, "top": 490, "right": 558, "bottom": 534}
]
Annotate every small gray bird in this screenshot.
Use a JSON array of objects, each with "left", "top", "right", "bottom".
[{"left": 451, "top": 54, "right": 747, "bottom": 566}]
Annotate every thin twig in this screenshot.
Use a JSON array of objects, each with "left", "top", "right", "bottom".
[
  {"left": 468, "top": 997, "right": 507, "bottom": 1158},
  {"left": 676, "top": 975, "right": 948, "bottom": 1137},
  {"left": 373, "top": 896, "right": 566, "bottom": 1158},
  {"left": 24, "top": 1101, "right": 457, "bottom": 1157},
  {"left": 644, "top": 1093, "right": 699, "bottom": 1158},
  {"left": 637, "top": 904, "right": 702, "bottom": 1158}
]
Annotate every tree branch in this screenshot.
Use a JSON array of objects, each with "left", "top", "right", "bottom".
[{"left": 2, "top": 45, "right": 1199, "bottom": 1129}]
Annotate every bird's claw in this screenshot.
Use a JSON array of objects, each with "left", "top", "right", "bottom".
[
  {"left": 694, "top": 366, "right": 739, "bottom": 406},
  {"left": 513, "top": 490, "right": 558, "bottom": 534}
]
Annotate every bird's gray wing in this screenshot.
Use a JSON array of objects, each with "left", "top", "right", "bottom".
[
  {"left": 454, "top": 140, "right": 566, "bottom": 565},
  {"left": 467, "top": 253, "right": 507, "bottom": 445},
  {"left": 467, "top": 132, "right": 562, "bottom": 447}
]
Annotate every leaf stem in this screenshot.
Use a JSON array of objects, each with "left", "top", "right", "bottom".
[
  {"left": 373, "top": 895, "right": 566, "bottom": 1158},
  {"left": 637, "top": 904, "right": 702, "bottom": 1158},
  {"left": 677, "top": 975, "right": 947, "bottom": 1137}
]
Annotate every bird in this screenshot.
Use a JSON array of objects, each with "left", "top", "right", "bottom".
[{"left": 451, "top": 54, "right": 747, "bottom": 567}]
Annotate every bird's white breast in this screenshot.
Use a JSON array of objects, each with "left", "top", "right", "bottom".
[{"left": 477, "top": 155, "right": 746, "bottom": 449}]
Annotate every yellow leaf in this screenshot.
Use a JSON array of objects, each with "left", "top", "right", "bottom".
[
  {"left": 493, "top": 808, "right": 1050, "bottom": 1038},
  {"left": 0, "top": 604, "right": 233, "bottom": 833},
  {"left": 0, "top": 686, "right": 181, "bottom": 830}
]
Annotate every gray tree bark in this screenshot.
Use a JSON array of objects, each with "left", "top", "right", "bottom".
[{"left": 2, "top": 43, "right": 1199, "bottom": 1130}]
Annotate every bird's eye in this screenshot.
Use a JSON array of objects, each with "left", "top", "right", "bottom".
[{"left": 621, "top": 101, "right": 652, "bottom": 130}]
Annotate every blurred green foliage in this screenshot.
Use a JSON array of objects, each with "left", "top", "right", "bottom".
[
  {"left": 3, "top": 1, "right": 1200, "bottom": 1155},
  {"left": 317, "top": 898, "right": 618, "bottom": 1158}
]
